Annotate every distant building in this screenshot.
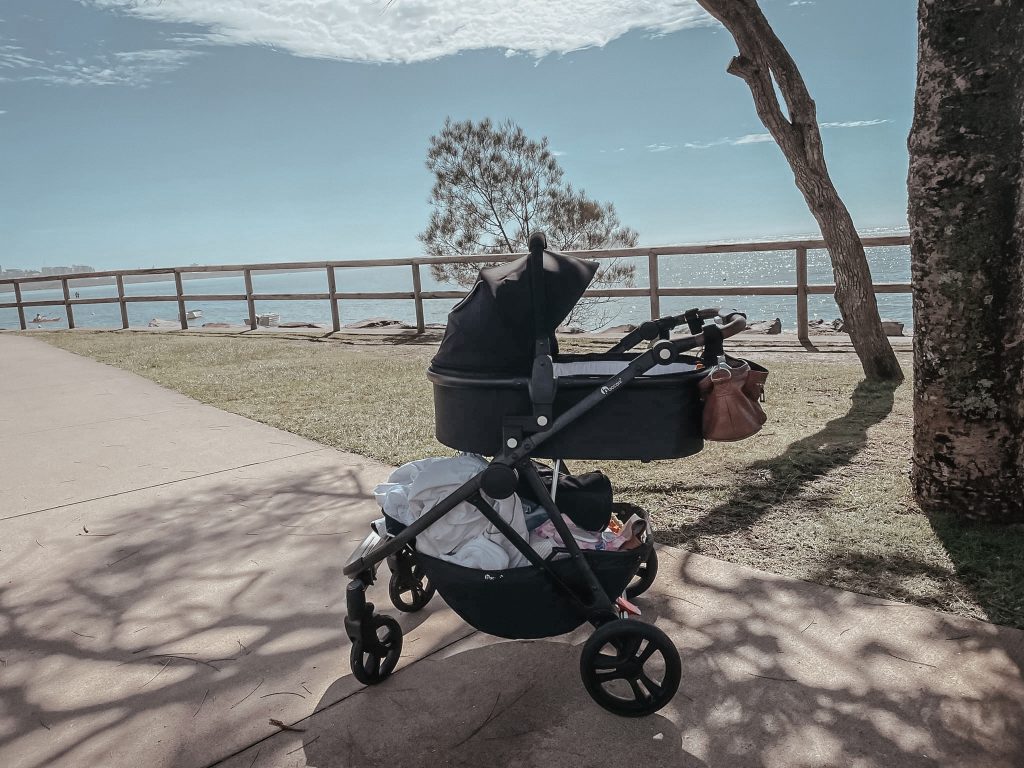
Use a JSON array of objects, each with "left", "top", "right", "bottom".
[{"left": 1, "top": 264, "right": 96, "bottom": 278}]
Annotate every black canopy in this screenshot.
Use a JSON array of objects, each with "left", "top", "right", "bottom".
[{"left": 432, "top": 249, "right": 599, "bottom": 374}]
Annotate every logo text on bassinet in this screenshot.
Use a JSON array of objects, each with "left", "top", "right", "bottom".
[{"left": 600, "top": 380, "right": 625, "bottom": 395}]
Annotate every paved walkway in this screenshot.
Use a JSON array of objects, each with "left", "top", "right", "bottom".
[{"left": 0, "top": 334, "right": 1020, "bottom": 768}]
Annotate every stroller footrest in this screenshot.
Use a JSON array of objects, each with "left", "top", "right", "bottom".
[{"left": 345, "top": 529, "right": 382, "bottom": 568}]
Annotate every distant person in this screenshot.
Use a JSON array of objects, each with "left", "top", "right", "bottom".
[{"left": 74, "top": 291, "right": 80, "bottom": 298}]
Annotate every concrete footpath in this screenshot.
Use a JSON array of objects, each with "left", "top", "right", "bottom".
[{"left": 1, "top": 333, "right": 1021, "bottom": 768}]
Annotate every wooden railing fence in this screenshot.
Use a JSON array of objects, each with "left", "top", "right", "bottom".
[{"left": 0, "top": 235, "right": 910, "bottom": 342}]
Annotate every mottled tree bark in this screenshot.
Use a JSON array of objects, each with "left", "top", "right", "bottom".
[
  {"left": 909, "top": 0, "right": 1024, "bottom": 522},
  {"left": 697, "top": 0, "right": 903, "bottom": 381}
]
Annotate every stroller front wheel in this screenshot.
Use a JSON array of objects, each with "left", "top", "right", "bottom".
[
  {"left": 388, "top": 549, "right": 436, "bottom": 613},
  {"left": 389, "top": 566, "right": 436, "bottom": 612},
  {"left": 350, "top": 614, "right": 403, "bottom": 685},
  {"left": 579, "top": 619, "right": 681, "bottom": 717}
]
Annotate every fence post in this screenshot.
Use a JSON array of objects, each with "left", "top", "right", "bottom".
[
  {"left": 796, "top": 247, "right": 809, "bottom": 341},
  {"left": 648, "top": 252, "right": 661, "bottom": 320},
  {"left": 411, "top": 262, "right": 425, "bottom": 334},
  {"left": 62, "top": 278, "right": 75, "bottom": 329},
  {"left": 13, "top": 282, "right": 26, "bottom": 330},
  {"left": 326, "top": 266, "right": 341, "bottom": 332},
  {"left": 244, "top": 269, "right": 256, "bottom": 330},
  {"left": 116, "top": 275, "right": 129, "bottom": 329},
  {"left": 174, "top": 271, "right": 188, "bottom": 330}
]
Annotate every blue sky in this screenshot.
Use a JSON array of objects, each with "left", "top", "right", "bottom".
[{"left": 0, "top": 0, "right": 917, "bottom": 271}]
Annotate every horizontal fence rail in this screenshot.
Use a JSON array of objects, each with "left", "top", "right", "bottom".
[{"left": 0, "top": 235, "right": 911, "bottom": 340}]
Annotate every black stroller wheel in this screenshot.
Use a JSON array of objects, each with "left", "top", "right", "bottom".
[
  {"left": 579, "top": 619, "right": 681, "bottom": 717},
  {"left": 389, "top": 562, "right": 436, "bottom": 613},
  {"left": 350, "top": 615, "right": 403, "bottom": 685},
  {"left": 626, "top": 548, "right": 659, "bottom": 599}
]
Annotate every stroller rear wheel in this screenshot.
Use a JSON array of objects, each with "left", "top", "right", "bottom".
[
  {"left": 579, "top": 619, "right": 681, "bottom": 717},
  {"left": 350, "top": 614, "right": 403, "bottom": 685},
  {"left": 388, "top": 548, "right": 436, "bottom": 613},
  {"left": 389, "top": 564, "right": 436, "bottom": 612},
  {"left": 626, "top": 548, "right": 659, "bottom": 599}
]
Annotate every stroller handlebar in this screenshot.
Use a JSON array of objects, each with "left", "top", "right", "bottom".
[
  {"left": 718, "top": 311, "right": 748, "bottom": 336},
  {"left": 606, "top": 307, "right": 746, "bottom": 354},
  {"left": 667, "top": 311, "right": 746, "bottom": 354}
]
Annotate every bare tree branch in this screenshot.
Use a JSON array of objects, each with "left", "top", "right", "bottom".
[{"left": 696, "top": 0, "right": 901, "bottom": 381}]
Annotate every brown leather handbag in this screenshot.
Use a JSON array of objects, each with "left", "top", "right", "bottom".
[{"left": 698, "top": 358, "right": 768, "bottom": 441}]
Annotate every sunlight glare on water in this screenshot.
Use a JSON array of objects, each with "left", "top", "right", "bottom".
[{"left": 0, "top": 241, "right": 911, "bottom": 332}]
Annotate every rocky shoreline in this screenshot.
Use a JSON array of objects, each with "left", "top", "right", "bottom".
[
  {"left": 587, "top": 317, "right": 906, "bottom": 337},
  {"left": 143, "top": 314, "right": 907, "bottom": 337}
]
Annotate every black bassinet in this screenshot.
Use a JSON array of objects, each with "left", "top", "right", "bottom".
[
  {"left": 429, "top": 244, "right": 711, "bottom": 460},
  {"left": 429, "top": 360, "right": 705, "bottom": 460}
]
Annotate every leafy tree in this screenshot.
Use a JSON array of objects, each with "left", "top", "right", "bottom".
[{"left": 419, "top": 117, "right": 638, "bottom": 328}]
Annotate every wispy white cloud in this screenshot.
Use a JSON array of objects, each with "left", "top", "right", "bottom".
[
  {"left": 163, "top": 32, "right": 229, "bottom": 47},
  {"left": 646, "top": 143, "right": 674, "bottom": 152},
  {"left": 789, "top": 1, "right": 815, "bottom": 6},
  {"left": 684, "top": 119, "right": 888, "bottom": 150},
  {"left": 731, "top": 133, "right": 774, "bottom": 145},
  {"left": 551, "top": 149, "right": 567, "bottom": 157},
  {"left": 683, "top": 138, "right": 727, "bottom": 150},
  {"left": 81, "top": 1, "right": 715, "bottom": 64},
  {"left": 820, "top": 118, "right": 889, "bottom": 128},
  {"left": 682, "top": 134, "right": 770, "bottom": 149},
  {"left": 0, "top": 45, "right": 201, "bottom": 87},
  {"left": 0, "top": 44, "right": 44, "bottom": 70}
]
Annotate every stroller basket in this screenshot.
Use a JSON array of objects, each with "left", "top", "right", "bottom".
[
  {"left": 382, "top": 504, "right": 651, "bottom": 639},
  {"left": 418, "top": 545, "right": 649, "bottom": 639},
  {"left": 429, "top": 354, "right": 705, "bottom": 461}
]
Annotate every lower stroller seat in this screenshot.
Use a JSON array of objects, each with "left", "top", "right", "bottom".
[
  {"left": 342, "top": 232, "right": 762, "bottom": 717},
  {"left": 378, "top": 500, "right": 658, "bottom": 640}
]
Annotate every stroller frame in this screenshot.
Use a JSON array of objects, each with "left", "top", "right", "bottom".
[{"left": 343, "top": 232, "right": 747, "bottom": 716}]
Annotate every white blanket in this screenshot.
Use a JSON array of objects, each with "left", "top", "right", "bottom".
[{"left": 374, "top": 455, "right": 530, "bottom": 570}]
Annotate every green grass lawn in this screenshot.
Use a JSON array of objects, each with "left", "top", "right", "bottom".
[{"left": 39, "top": 330, "right": 1024, "bottom": 629}]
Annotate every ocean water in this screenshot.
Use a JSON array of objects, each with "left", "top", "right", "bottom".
[{"left": 0, "top": 242, "right": 912, "bottom": 332}]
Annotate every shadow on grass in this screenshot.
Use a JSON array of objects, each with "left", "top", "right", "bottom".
[
  {"left": 803, "top": 511, "right": 1024, "bottom": 631},
  {"left": 669, "top": 378, "right": 898, "bottom": 541},
  {"left": 927, "top": 513, "right": 1024, "bottom": 630},
  {"left": 664, "top": 372, "right": 1024, "bottom": 632}
]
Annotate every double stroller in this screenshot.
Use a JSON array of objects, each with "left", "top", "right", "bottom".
[{"left": 344, "top": 232, "right": 754, "bottom": 717}]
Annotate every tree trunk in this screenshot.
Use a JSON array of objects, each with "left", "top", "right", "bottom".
[
  {"left": 696, "top": 0, "right": 903, "bottom": 381},
  {"left": 908, "top": 0, "right": 1024, "bottom": 523}
]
